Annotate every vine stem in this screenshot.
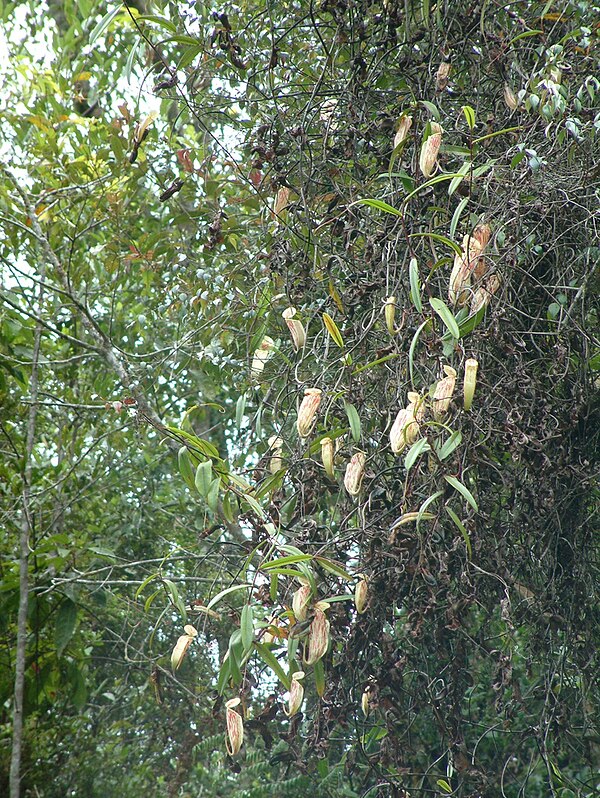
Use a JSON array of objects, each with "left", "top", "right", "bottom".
[{"left": 9, "top": 229, "right": 46, "bottom": 798}]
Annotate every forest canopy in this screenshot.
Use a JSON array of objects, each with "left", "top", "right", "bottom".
[{"left": 1, "top": 1, "right": 599, "bottom": 797}]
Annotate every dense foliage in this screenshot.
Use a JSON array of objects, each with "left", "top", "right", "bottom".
[{"left": 1, "top": 1, "right": 599, "bottom": 797}]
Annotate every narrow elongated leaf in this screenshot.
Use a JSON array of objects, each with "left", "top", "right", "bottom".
[
  {"left": 409, "top": 231, "right": 463, "bottom": 256},
  {"left": 352, "top": 353, "right": 400, "bottom": 374},
  {"left": 262, "top": 567, "right": 309, "bottom": 578},
  {"left": 253, "top": 468, "right": 286, "bottom": 499},
  {"left": 178, "top": 447, "right": 196, "bottom": 492},
  {"left": 166, "top": 427, "right": 220, "bottom": 460},
  {"left": 450, "top": 196, "right": 469, "bottom": 238},
  {"left": 444, "top": 475, "right": 478, "bottom": 511},
  {"left": 125, "top": 39, "right": 143, "bottom": 82},
  {"left": 255, "top": 642, "right": 291, "bottom": 689},
  {"left": 473, "top": 128, "right": 519, "bottom": 144},
  {"left": 409, "top": 257, "right": 423, "bottom": 312},
  {"left": 419, "top": 100, "right": 440, "bottom": 119},
  {"left": 448, "top": 161, "right": 472, "bottom": 196},
  {"left": 313, "top": 657, "right": 326, "bottom": 697},
  {"left": 409, "top": 319, "right": 430, "bottom": 386},
  {"left": 241, "top": 492, "right": 266, "bottom": 519},
  {"left": 446, "top": 506, "right": 472, "bottom": 558},
  {"left": 323, "top": 313, "right": 344, "bottom": 347},
  {"left": 163, "top": 579, "right": 188, "bottom": 621},
  {"left": 178, "top": 43, "right": 203, "bottom": 69},
  {"left": 138, "top": 13, "right": 177, "bottom": 32},
  {"left": 206, "top": 583, "right": 251, "bottom": 611},
  {"left": 430, "top": 297, "right": 460, "bottom": 339},
  {"left": 261, "top": 553, "right": 314, "bottom": 570},
  {"left": 216, "top": 654, "right": 232, "bottom": 695},
  {"left": 135, "top": 572, "right": 158, "bottom": 599},
  {"left": 228, "top": 635, "right": 243, "bottom": 685},
  {"left": 436, "top": 430, "right": 463, "bottom": 460},
  {"left": 404, "top": 438, "right": 431, "bottom": 471},
  {"left": 344, "top": 401, "right": 361, "bottom": 442},
  {"left": 144, "top": 589, "right": 161, "bottom": 613},
  {"left": 353, "top": 198, "right": 403, "bottom": 217},
  {"left": 235, "top": 393, "right": 246, "bottom": 429},
  {"left": 207, "top": 478, "right": 221, "bottom": 512},
  {"left": 195, "top": 460, "right": 213, "bottom": 497},
  {"left": 241, "top": 604, "right": 254, "bottom": 651},
  {"left": 462, "top": 105, "right": 476, "bottom": 129},
  {"left": 89, "top": 4, "right": 124, "bottom": 44},
  {"left": 314, "top": 556, "right": 354, "bottom": 581},
  {"left": 418, "top": 490, "right": 443, "bottom": 518},
  {"left": 55, "top": 599, "right": 77, "bottom": 656}
]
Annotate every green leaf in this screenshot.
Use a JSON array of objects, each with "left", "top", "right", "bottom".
[
  {"left": 195, "top": 460, "right": 213, "bottom": 497},
  {"left": 448, "top": 304, "right": 485, "bottom": 339},
  {"left": 255, "top": 642, "right": 291, "bottom": 689},
  {"left": 228, "top": 633, "right": 243, "bottom": 686},
  {"left": 446, "top": 506, "right": 472, "bottom": 558},
  {"left": 444, "top": 475, "right": 478, "bottom": 512},
  {"left": 510, "top": 151, "right": 526, "bottom": 169},
  {"left": 138, "top": 14, "right": 177, "bottom": 32},
  {"left": 461, "top": 105, "right": 476, "bottom": 129},
  {"left": 216, "top": 654, "right": 232, "bottom": 695},
  {"left": 124, "top": 39, "right": 143, "bottom": 82},
  {"left": 166, "top": 34, "right": 201, "bottom": 46},
  {"left": 178, "top": 447, "right": 196, "bottom": 492},
  {"left": 206, "top": 583, "right": 252, "bottom": 611},
  {"left": 404, "top": 438, "right": 431, "bottom": 471},
  {"left": 235, "top": 393, "right": 246, "bottom": 429},
  {"left": 409, "top": 257, "right": 423, "bottom": 313},
  {"left": 144, "top": 589, "right": 161, "bottom": 613},
  {"left": 253, "top": 468, "right": 286, "bottom": 499},
  {"left": 261, "top": 553, "right": 314, "bottom": 570},
  {"left": 436, "top": 430, "right": 462, "bottom": 460},
  {"left": 222, "top": 490, "right": 236, "bottom": 523},
  {"left": 88, "top": 4, "right": 125, "bottom": 45},
  {"left": 166, "top": 427, "right": 221, "bottom": 460},
  {"left": 163, "top": 579, "right": 187, "bottom": 622},
  {"left": 409, "top": 231, "right": 463, "bottom": 256},
  {"left": 241, "top": 604, "right": 254, "bottom": 652},
  {"left": 313, "top": 657, "right": 326, "bottom": 697},
  {"left": 314, "top": 556, "right": 354, "bottom": 581},
  {"left": 344, "top": 401, "right": 361, "bottom": 443},
  {"left": 448, "top": 160, "right": 472, "bottom": 197},
  {"left": 207, "top": 478, "right": 221, "bottom": 512},
  {"left": 430, "top": 297, "right": 460, "bottom": 339},
  {"left": 404, "top": 175, "right": 466, "bottom": 208},
  {"left": 323, "top": 312, "right": 344, "bottom": 347},
  {"left": 408, "top": 319, "right": 431, "bottom": 386},
  {"left": 241, "top": 492, "right": 266, "bottom": 519},
  {"left": 352, "top": 353, "right": 400, "bottom": 374},
  {"left": 437, "top": 779, "right": 453, "bottom": 794},
  {"left": 507, "top": 29, "right": 543, "bottom": 46},
  {"left": 178, "top": 43, "right": 203, "bottom": 69},
  {"left": 55, "top": 599, "right": 77, "bottom": 656},
  {"left": 353, "top": 198, "right": 403, "bottom": 217},
  {"left": 419, "top": 100, "right": 440, "bottom": 119},
  {"left": 260, "top": 567, "right": 309, "bottom": 579},
  {"left": 418, "top": 490, "right": 443, "bottom": 519},
  {"left": 135, "top": 572, "right": 158, "bottom": 599},
  {"left": 450, "top": 197, "right": 469, "bottom": 239}
]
